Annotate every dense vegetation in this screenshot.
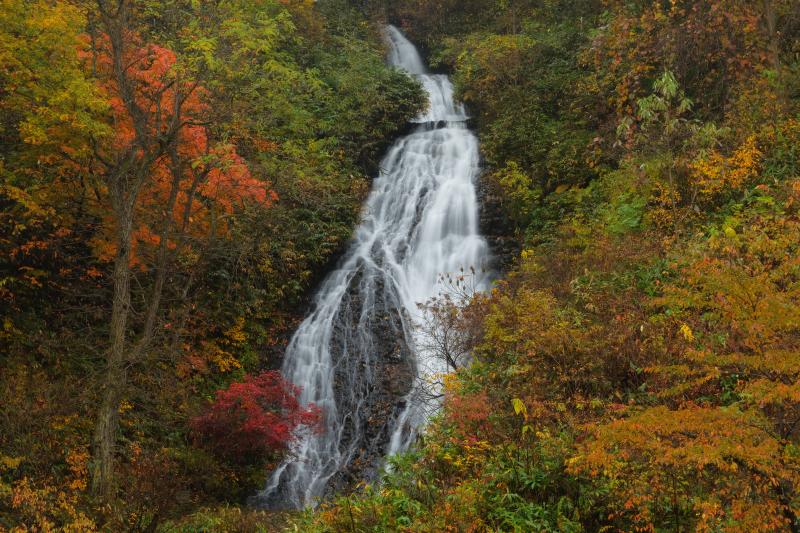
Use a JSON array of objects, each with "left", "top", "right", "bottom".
[
  {"left": 0, "top": 0, "right": 423, "bottom": 529},
  {"left": 3, "top": 0, "right": 800, "bottom": 531},
  {"left": 299, "top": 0, "right": 800, "bottom": 531}
]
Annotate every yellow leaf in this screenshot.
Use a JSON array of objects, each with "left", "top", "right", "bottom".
[
  {"left": 511, "top": 398, "right": 528, "bottom": 420},
  {"left": 680, "top": 323, "right": 694, "bottom": 341}
]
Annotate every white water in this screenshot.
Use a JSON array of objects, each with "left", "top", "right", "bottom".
[{"left": 257, "top": 25, "right": 490, "bottom": 509}]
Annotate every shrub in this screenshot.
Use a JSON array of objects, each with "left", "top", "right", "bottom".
[{"left": 191, "top": 371, "right": 319, "bottom": 462}]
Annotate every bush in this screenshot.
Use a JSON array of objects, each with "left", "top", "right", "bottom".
[{"left": 191, "top": 371, "right": 319, "bottom": 462}]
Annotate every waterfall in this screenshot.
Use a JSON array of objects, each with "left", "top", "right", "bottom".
[{"left": 256, "top": 25, "right": 490, "bottom": 509}]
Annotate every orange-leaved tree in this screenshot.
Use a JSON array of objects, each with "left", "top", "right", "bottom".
[
  {"left": 571, "top": 184, "right": 800, "bottom": 531},
  {"left": 84, "top": 0, "right": 276, "bottom": 499}
]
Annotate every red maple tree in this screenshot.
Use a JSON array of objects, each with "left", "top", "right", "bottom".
[{"left": 192, "top": 371, "right": 320, "bottom": 461}]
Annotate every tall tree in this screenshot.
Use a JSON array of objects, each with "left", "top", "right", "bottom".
[{"left": 86, "top": 0, "right": 272, "bottom": 498}]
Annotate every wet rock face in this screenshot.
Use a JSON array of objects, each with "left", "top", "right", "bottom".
[
  {"left": 324, "top": 267, "right": 415, "bottom": 496},
  {"left": 476, "top": 173, "right": 519, "bottom": 272}
]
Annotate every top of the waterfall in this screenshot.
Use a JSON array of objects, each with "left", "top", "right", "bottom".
[{"left": 385, "top": 25, "right": 427, "bottom": 75}]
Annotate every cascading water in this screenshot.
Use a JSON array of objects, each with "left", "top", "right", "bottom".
[{"left": 256, "top": 25, "right": 490, "bottom": 509}]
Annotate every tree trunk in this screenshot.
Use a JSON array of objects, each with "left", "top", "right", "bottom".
[
  {"left": 763, "top": 0, "right": 780, "bottom": 70},
  {"left": 91, "top": 196, "right": 134, "bottom": 499},
  {"left": 88, "top": 0, "right": 196, "bottom": 500}
]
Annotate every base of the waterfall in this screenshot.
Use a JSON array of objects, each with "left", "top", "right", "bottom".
[{"left": 253, "top": 269, "right": 418, "bottom": 511}]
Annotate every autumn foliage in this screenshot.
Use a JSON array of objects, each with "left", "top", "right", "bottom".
[
  {"left": 192, "top": 371, "right": 319, "bottom": 461},
  {"left": 299, "top": 1, "right": 800, "bottom": 532},
  {"left": 0, "top": 0, "right": 424, "bottom": 528},
  {"left": 84, "top": 32, "right": 276, "bottom": 267},
  {"left": 4, "top": 0, "right": 800, "bottom": 529}
]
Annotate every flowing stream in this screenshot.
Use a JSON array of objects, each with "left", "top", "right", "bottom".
[{"left": 257, "top": 25, "right": 490, "bottom": 509}]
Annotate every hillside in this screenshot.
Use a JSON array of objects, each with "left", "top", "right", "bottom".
[
  {"left": 298, "top": 1, "right": 800, "bottom": 531},
  {"left": 2, "top": 0, "right": 800, "bottom": 531},
  {"left": 0, "top": 0, "right": 424, "bottom": 529}
]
